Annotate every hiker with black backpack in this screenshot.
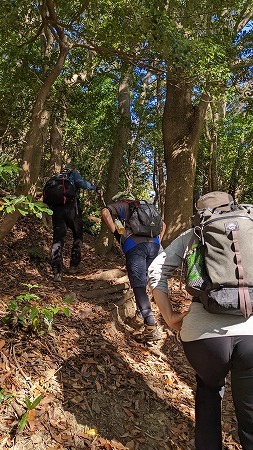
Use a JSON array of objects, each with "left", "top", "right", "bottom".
[
  {"left": 102, "top": 191, "right": 166, "bottom": 343},
  {"left": 43, "top": 168, "right": 101, "bottom": 282},
  {"left": 148, "top": 191, "right": 253, "bottom": 450}
]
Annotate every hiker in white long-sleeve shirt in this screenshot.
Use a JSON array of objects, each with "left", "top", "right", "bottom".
[{"left": 148, "top": 191, "right": 253, "bottom": 450}]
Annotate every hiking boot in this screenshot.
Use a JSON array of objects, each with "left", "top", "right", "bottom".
[
  {"left": 68, "top": 266, "right": 79, "bottom": 275},
  {"left": 135, "top": 325, "right": 162, "bottom": 343},
  {"left": 53, "top": 272, "right": 62, "bottom": 282},
  {"left": 125, "top": 314, "right": 144, "bottom": 330}
]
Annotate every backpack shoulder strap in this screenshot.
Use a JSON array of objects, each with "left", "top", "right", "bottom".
[
  {"left": 113, "top": 202, "right": 129, "bottom": 223},
  {"left": 230, "top": 226, "right": 252, "bottom": 317}
]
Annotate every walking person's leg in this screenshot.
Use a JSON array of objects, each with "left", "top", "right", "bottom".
[
  {"left": 146, "top": 241, "right": 160, "bottom": 270},
  {"left": 67, "top": 203, "right": 83, "bottom": 272},
  {"left": 183, "top": 337, "right": 232, "bottom": 450},
  {"left": 126, "top": 243, "right": 155, "bottom": 324},
  {"left": 132, "top": 286, "right": 155, "bottom": 325},
  {"left": 125, "top": 243, "right": 161, "bottom": 341},
  {"left": 231, "top": 335, "right": 253, "bottom": 450},
  {"left": 133, "top": 241, "right": 160, "bottom": 325},
  {"left": 51, "top": 209, "right": 67, "bottom": 281}
]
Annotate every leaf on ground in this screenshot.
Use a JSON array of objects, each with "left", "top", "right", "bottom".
[
  {"left": 0, "top": 340, "right": 6, "bottom": 350},
  {"left": 125, "top": 440, "right": 135, "bottom": 450},
  {"left": 28, "top": 409, "right": 36, "bottom": 422}
]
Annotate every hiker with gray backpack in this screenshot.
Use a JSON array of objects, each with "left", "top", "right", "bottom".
[
  {"left": 148, "top": 191, "right": 253, "bottom": 450},
  {"left": 43, "top": 168, "right": 101, "bottom": 281},
  {"left": 102, "top": 191, "right": 166, "bottom": 343}
]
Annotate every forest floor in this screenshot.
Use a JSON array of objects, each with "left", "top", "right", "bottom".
[{"left": 0, "top": 216, "right": 242, "bottom": 450}]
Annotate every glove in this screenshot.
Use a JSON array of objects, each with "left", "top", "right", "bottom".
[{"left": 113, "top": 230, "right": 121, "bottom": 243}]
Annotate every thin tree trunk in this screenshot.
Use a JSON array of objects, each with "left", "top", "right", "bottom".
[
  {"left": 124, "top": 70, "right": 152, "bottom": 193},
  {"left": 153, "top": 75, "right": 166, "bottom": 217},
  {"left": 95, "top": 68, "right": 131, "bottom": 256},
  {"left": 205, "top": 101, "right": 226, "bottom": 192}
]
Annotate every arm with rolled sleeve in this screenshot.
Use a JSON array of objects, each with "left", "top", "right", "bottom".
[{"left": 148, "top": 229, "right": 194, "bottom": 331}]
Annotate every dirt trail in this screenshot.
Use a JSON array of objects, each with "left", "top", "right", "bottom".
[{"left": 0, "top": 217, "right": 241, "bottom": 449}]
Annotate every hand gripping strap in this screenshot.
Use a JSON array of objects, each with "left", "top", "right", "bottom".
[{"left": 232, "top": 229, "right": 252, "bottom": 317}]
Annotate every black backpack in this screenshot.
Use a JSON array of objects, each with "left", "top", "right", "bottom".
[
  {"left": 43, "top": 170, "right": 76, "bottom": 206},
  {"left": 127, "top": 200, "right": 163, "bottom": 237}
]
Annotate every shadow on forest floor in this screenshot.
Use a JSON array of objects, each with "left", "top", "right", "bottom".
[{"left": 0, "top": 217, "right": 241, "bottom": 449}]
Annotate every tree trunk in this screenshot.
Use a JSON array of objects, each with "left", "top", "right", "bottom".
[
  {"left": 50, "top": 124, "right": 63, "bottom": 173},
  {"left": 162, "top": 76, "right": 209, "bottom": 246},
  {"left": 95, "top": 68, "right": 131, "bottom": 256},
  {"left": 0, "top": 1, "right": 69, "bottom": 242}
]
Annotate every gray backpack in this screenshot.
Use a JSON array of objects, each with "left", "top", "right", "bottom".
[
  {"left": 184, "top": 191, "right": 253, "bottom": 317},
  {"left": 127, "top": 200, "right": 163, "bottom": 238}
]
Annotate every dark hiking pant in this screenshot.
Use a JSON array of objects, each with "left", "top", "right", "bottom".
[
  {"left": 51, "top": 202, "right": 83, "bottom": 273},
  {"left": 125, "top": 242, "right": 160, "bottom": 326},
  {"left": 182, "top": 336, "right": 253, "bottom": 450}
]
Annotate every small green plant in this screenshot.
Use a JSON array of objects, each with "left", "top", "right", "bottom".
[
  {"left": 3, "top": 284, "right": 71, "bottom": 333},
  {"left": 0, "top": 161, "right": 19, "bottom": 182},
  {"left": 0, "top": 388, "right": 15, "bottom": 405},
  {"left": 0, "top": 160, "right": 52, "bottom": 219},
  {"left": 18, "top": 394, "right": 43, "bottom": 432},
  {"left": 0, "top": 194, "right": 53, "bottom": 219}
]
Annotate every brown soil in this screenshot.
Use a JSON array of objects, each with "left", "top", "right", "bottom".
[{"left": 0, "top": 217, "right": 241, "bottom": 450}]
